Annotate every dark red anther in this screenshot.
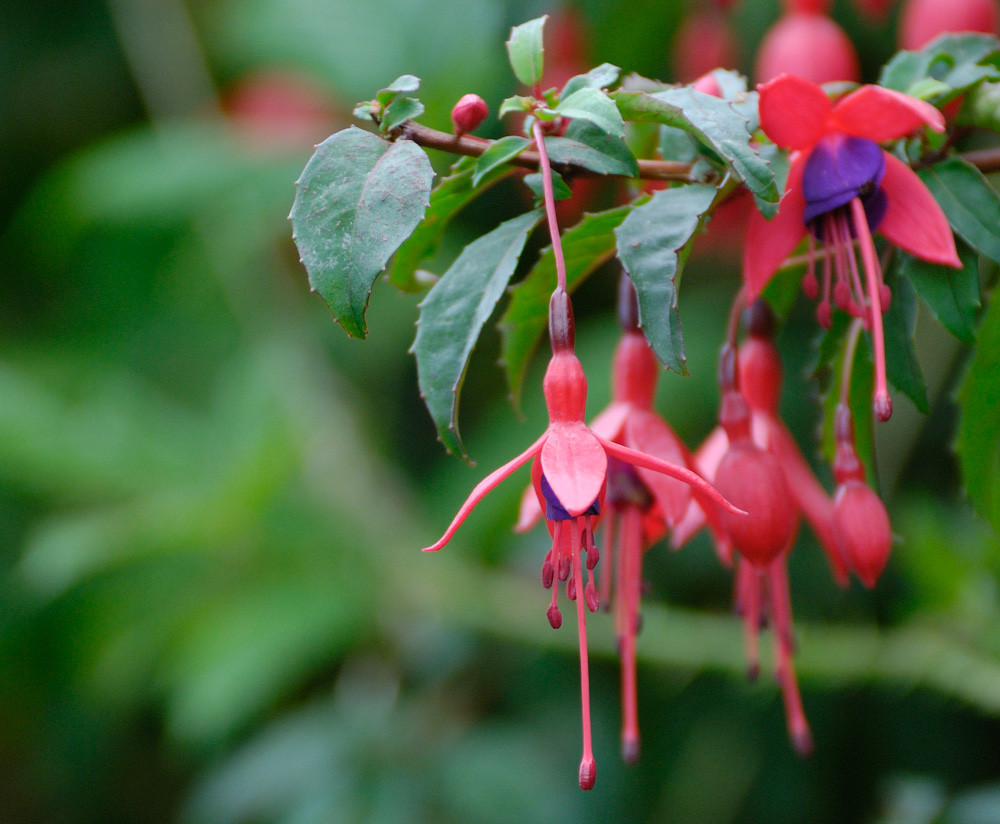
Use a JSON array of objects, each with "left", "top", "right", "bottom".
[
  {"left": 802, "top": 272, "right": 819, "bottom": 299},
  {"left": 567, "top": 576, "right": 577, "bottom": 601},
  {"left": 547, "top": 603, "right": 563, "bottom": 629},
  {"left": 542, "top": 558, "right": 555, "bottom": 589},
  {"left": 548, "top": 288, "right": 576, "bottom": 353},
  {"left": 558, "top": 557, "right": 571, "bottom": 582},
  {"left": 585, "top": 582, "right": 599, "bottom": 613},
  {"left": 586, "top": 544, "right": 599, "bottom": 570},
  {"left": 817, "top": 301, "right": 832, "bottom": 329},
  {"left": 744, "top": 299, "right": 777, "bottom": 340},
  {"left": 579, "top": 757, "right": 596, "bottom": 791}
]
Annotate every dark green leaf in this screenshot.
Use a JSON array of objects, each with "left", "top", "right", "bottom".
[
  {"left": 554, "top": 87, "right": 625, "bottom": 137},
  {"left": 957, "top": 292, "right": 1000, "bottom": 533},
  {"left": 882, "top": 268, "right": 930, "bottom": 413},
  {"left": 499, "top": 203, "right": 638, "bottom": 408},
  {"left": 473, "top": 136, "right": 530, "bottom": 185},
  {"left": 918, "top": 157, "right": 1000, "bottom": 265},
  {"left": 381, "top": 96, "right": 424, "bottom": 133},
  {"left": 412, "top": 210, "right": 543, "bottom": 457},
  {"left": 615, "top": 184, "right": 718, "bottom": 373},
  {"left": 879, "top": 33, "right": 1000, "bottom": 101},
  {"left": 290, "top": 127, "right": 434, "bottom": 337},
  {"left": 524, "top": 170, "right": 572, "bottom": 201},
  {"left": 898, "top": 239, "right": 981, "bottom": 343},
  {"left": 389, "top": 157, "right": 515, "bottom": 291},
  {"left": 658, "top": 126, "right": 699, "bottom": 163},
  {"left": 612, "top": 88, "right": 779, "bottom": 214},
  {"left": 560, "top": 63, "right": 621, "bottom": 99},
  {"left": 958, "top": 80, "right": 1000, "bottom": 132},
  {"left": 545, "top": 120, "right": 639, "bottom": 177},
  {"left": 506, "top": 16, "right": 547, "bottom": 87}
]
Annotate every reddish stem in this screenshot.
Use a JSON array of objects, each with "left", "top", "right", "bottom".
[{"left": 532, "top": 120, "right": 568, "bottom": 293}]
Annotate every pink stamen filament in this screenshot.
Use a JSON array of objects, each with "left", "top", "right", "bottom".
[
  {"left": 767, "top": 560, "right": 813, "bottom": 755},
  {"left": 838, "top": 212, "right": 867, "bottom": 317},
  {"left": 532, "top": 120, "right": 568, "bottom": 293},
  {"left": 571, "top": 518, "right": 596, "bottom": 789},
  {"left": 619, "top": 505, "right": 642, "bottom": 764},
  {"left": 738, "top": 560, "right": 762, "bottom": 681},
  {"left": 600, "top": 509, "right": 615, "bottom": 610},
  {"left": 849, "top": 197, "right": 891, "bottom": 421}
]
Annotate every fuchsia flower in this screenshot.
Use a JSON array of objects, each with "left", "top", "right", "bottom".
[
  {"left": 745, "top": 74, "right": 960, "bottom": 421},
  {"left": 424, "top": 289, "right": 744, "bottom": 790}
]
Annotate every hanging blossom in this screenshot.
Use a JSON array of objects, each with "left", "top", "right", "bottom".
[
  {"left": 516, "top": 275, "right": 705, "bottom": 765},
  {"left": 743, "top": 74, "right": 960, "bottom": 421},
  {"left": 424, "top": 122, "right": 745, "bottom": 791}
]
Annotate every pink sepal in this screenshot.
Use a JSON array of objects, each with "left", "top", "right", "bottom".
[
  {"left": 832, "top": 85, "right": 945, "bottom": 141},
  {"left": 625, "top": 409, "right": 692, "bottom": 527},
  {"left": 878, "top": 153, "right": 961, "bottom": 268},
  {"left": 541, "top": 423, "right": 608, "bottom": 516},
  {"left": 744, "top": 156, "right": 807, "bottom": 301},
  {"left": 758, "top": 74, "right": 832, "bottom": 150}
]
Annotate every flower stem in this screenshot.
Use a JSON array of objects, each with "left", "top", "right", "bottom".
[
  {"left": 571, "top": 519, "right": 597, "bottom": 790},
  {"left": 839, "top": 318, "right": 863, "bottom": 407},
  {"left": 532, "top": 120, "right": 568, "bottom": 293}
]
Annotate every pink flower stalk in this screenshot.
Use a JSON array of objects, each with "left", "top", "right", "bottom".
[{"left": 745, "top": 74, "right": 961, "bottom": 421}]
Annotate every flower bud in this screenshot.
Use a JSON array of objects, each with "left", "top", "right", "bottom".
[
  {"left": 673, "top": 8, "right": 739, "bottom": 81},
  {"left": 755, "top": 13, "right": 860, "bottom": 84},
  {"left": 832, "top": 480, "right": 892, "bottom": 587},
  {"left": 851, "top": 0, "right": 895, "bottom": 20},
  {"left": 451, "top": 93, "right": 488, "bottom": 136},
  {"left": 739, "top": 336, "right": 783, "bottom": 414},
  {"left": 715, "top": 442, "right": 798, "bottom": 568},
  {"left": 784, "top": 0, "right": 833, "bottom": 11},
  {"left": 899, "top": 0, "right": 999, "bottom": 49}
]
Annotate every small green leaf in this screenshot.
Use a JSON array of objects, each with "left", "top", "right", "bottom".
[
  {"left": 560, "top": 63, "right": 621, "bottom": 99},
  {"left": 506, "top": 16, "right": 547, "bottom": 87},
  {"left": 412, "top": 210, "right": 543, "bottom": 458},
  {"left": 615, "top": 184, "right": 718, "bottom": 373},
  {"left": 555, "top": 87, "right": 625, "bottom": 137},
  {"left": 376, "top": 74, "right": 420, "bottom": 105},
  {"left": 523, "top": 170, "right": 572, "bottom": 201},
  {"left": 907, "top": 77, "right": 953, "bottom": 100},
  {"left": 381, "top": 96, "right": 424, "bottom": 133},
  {"left": 918, "top": 157, "right": 1000, "bottom": 265},
  {"left": 290, "top": 127, "right": 434, "bottom": 337},
  {"left": 389, "top": 157, "right": 515, "bottom": 291},
  {"left": 472, "top": 136, "right": 530, "bottom": 185},
  {"left": 353, "top": 102, "right": 375, "bottom": 121},
  {"left": 879, "top": 33, "right": 1000, "bottom": 102},
  {"left": 545, "top": 121, "right": 639, "bottom": 177},
  {"left": 958, "top": 79, "right": 1000, "bottom": 132},
  {"left": 612, "top": 88, "right": 779, "bottom": 214},
  {"left": 882, "top": 267, "right": 929, "bottom": 413},
  {"left": 898, "top": 239, "right": 981, "bottom": 344},
  {"left": 957, "top": 293, "right": 1000, "bottom": 534},
  {"left": 498, "top": 95, "right": 533, "bottom": 119},
  {"left": 500, "top": 203, "right": 638, "bottom": 408}
]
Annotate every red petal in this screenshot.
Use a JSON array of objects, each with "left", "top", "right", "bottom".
[
  {"left": 757, "top": 74, "right": 832, "bottom": 150},
  {"left": 423, "top": 433, "right": 547, "bottom": 551},
  {"left": 878, "top": 153, "right": 961, "bottom": 267},
  {"left": 625, "top": 410, "right": 692, "bottom": 527},
  {"left": 832, "top": 85, "right": 944, "bottom": 142},
  {"left": 744, "top": 156, "right": 807, "bottom": 301},
  {"left": 541, "top": 423, "right": 608, "bottom": 517}
]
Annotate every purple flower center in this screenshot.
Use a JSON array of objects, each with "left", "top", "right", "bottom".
[
  {"left": 541, "top": 473, "right": 600, "bottom": 521},
  {"left": 802, "top": 135, "right": 887, "bottom": 229}
]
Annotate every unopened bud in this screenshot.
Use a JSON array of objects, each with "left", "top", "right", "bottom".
[
  {"left": 451, "top": 93, "right": 488, "bottom": 136},
  {"left": 755, "top": 12, "right": 860, "bottom": 85},
  {"left": 832, "top": 480, "right": 892, "bottom": 587},
  {"left": 899, "top": 0, "right": 999, "bottom": 50}
]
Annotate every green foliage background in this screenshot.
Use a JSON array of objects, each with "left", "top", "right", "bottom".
[{"left": 2, "top": 1, "right": 1000, "bottom": 822}]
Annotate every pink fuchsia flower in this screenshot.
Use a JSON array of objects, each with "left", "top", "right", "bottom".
[
  {"left": 424, "top": 289, "right": 744, "bottom": 790},
  {"left": 744, "top": 74, "right": 960, "bottom": 421},
  {"left": 754, "top": 12, "right": 860, "bottom": 84}
]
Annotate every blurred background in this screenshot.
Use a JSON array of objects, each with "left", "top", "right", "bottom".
[{"left": 3, "top": 0, "right": 1000, "bottom": 821}]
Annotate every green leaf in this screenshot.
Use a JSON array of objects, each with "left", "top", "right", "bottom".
[
  {"left": 388, "top": 156, "right": 515, "bottom": 292},
  {"left": 506, "top": 16, "right": 547, "bottom": 87},
  {"left": 612, "top": 88, "right": 779, "bottom": 214},
  {"left": 412, "top": 210, "right": 543, "bottom": 457},
  {"left": 958, "top": 80, "right": 1000, "bottom": 132},
  {"left": 898, "top": 239, "right": 981, "bottom": 344},
  {"left": 523, "top": 170, "right": 572, "bottom": 202},
  {"left": 879, "top": 33, "right": 1000, "bottom": 102},
  {"left": 918, "top": 157, "right": 1000, "bottom": 265},
  {"left": 614, "top": 184, "right": 718, "bottom": 373},
  {"left": 472, "top": 136, "right": 530, "bottom": 186},
  {"left": 290, "top": 127, "right": 434, "bottom": 337},
  {"left": 658, "top": 125, "right": 699, "bottom": 163},
  {"left": 560, "top": 63, "right": 621, "bottom": 99},
  {"left": 499, "top": 203, "right": 638, "bottom": 408},
  {"left": 381, "top": 96, "right": 424, "bottom": 133},
  {"left": 498, "top": 95, "right": 533, "bottom": 119},
  {"left": 957, "top": 292, "right": 1000, "bottom": 534},
  {"left": 554, "top": 87, "right": 625, "bottom": 137},
  {"left": 545, "top": 120, "right": 639, "bottom": 177},
  {"left": 376, "top": 74, "right": 420, "bottom": 105},
  {"left": 882, "top": 267, "right": 929, "bottom": 413}
]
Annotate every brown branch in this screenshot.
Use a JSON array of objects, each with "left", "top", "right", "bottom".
[
  {"left": 397, "top": 121, "right": 702, "bottom": 182},
  {"left": 398, "top": 121, "right": 1000, "bottom": 181}
]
